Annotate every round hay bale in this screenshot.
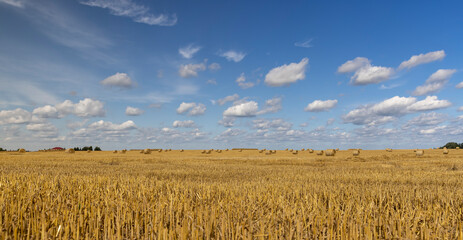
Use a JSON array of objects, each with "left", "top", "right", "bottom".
[
  {"left": 335, "top": 148, "right": 339, "bottom": 151},
  {"left": 87, "top": 150, "right": 91, "bottom": 153},
  {"left": 457, "top": 147, "right": 460, "bottom": 150},
  {"left": 325, "top": 149, "right": 336, "bottom": 156},
  {"left": 416, "top": 150, "right": 424, "bottom": 156},
  {"left": 140, "top": 150, "right": 144, "bottom": 154},
  {"left": 143, "top": 149, "right": 151, "bottom": 154},
  {"left": 180, "top": 149, "right": 184, "bottom": 152},
  {"left": 352, "top": 149, "right": 360, "bottom": 156},
  {"left": 65, "top": 148, "right": 75, "bottom": 154},
  {"left": 120, "top": 149, "right": 127, "bottom": 154},
  {"left": 308, "top": 149, "right": 314, "bottom": 153},
  {"left": 18, "top": 148, "right": 26, "bottom": 153},
  {"left": 386, "top": 148, "right": 392, "bottom": 152},
  {"left": 285, "top": 148, "right": 288, "bottom": 151},
  {"left": 292, "top": 150, "right": 298, "bottom": 155},
  {"left": 316, "top": 150, "right": 324, "bottom": 156},
  {"left": 113, "top": 150, "right": 118, "bottom": 153},
  {"left": 443, "top": 149, "right": 449, "bottom": 155},
  {"left": 201, "top": 150, "right": 206, "bottom": 154}
]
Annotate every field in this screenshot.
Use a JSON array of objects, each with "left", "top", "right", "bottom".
[{"left": 0, "top": 149, "right": 463, "bottom": 239}]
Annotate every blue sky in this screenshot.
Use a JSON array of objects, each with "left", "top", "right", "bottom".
[{"left": 1, "top": 0, "right": 463, "bottom": 150}]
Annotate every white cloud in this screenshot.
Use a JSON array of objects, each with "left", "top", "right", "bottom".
[
  {"left": 32, "top": 105, "right": 59, "bottom": 118},
  {"left": 101, "top": 73, "right": 135, "bottom": 89},
  {"left": 60, "top": 98, "right": 105, "bottom": 118},
  {"left": 125, "top": 106, "right": 144, "bottom": 116},
  {"left": 253, "top": 119, "right": 292, "bottom": 131},
  {"left": 26, "top": 122, "right": 59, "bottom": 139},
  {"left": 88, "top": 120, "right": 136, "bottom": 131},
  {"left": 351, "top": 65, "right": 394, "bottom": 85},
  {"left": 404, "top": 112, "right": 446, "bottom": 127},
  {"left": 304, "top": 99, "right": 338, "bottom": 112},
  {"left": 236, "top": 73, "right": 255, "bottom": 89},
  {"left": 220, "top": 50, "right": 246, "bottom": 62},
  {"left": 0, "top": 0, "right": 24, "bottom": 7},
  {"left": 208, "top": 63, "right": 221, "bottom": 71},
  {"left": 398, "top": 50, "right": 446, "bottom": 70},
  {"left": 294, "top": 39, "right": 313, "bottom": 48},
  {"left": 459, "top": 106, "right": 463, "bottom": 112},
  {"left": 80, "top": 0, "right": 177, "bottom": 26},
  {"left": 223, "top": 101, "right": 259, "bottom": 117},
  {"left": 456, "top": 82, "right": 463, "bottom": 89},
  {"left": 217, "top": 94, "right": 240, "bottom": 106},
  {"left": 179, "top": 44, "right": 201, "bottom": 59},
  {"left": 407, "top": 96, "right": 452, "bottom": 112},
  {"left": 176, "top": 102, "right": 206, "bottom": 116},
  {"left": 419, "top": 125, "right": 447, "bottom": 135},
  {"left": 343, "top": 96, "right": 451, "bottom": 126},
  {"left": 265, "top": 58, "right": 309, "bottom": 87},
  {"left": 178, "top": 63, "right": 206, "bottom": 78},
  {"left": 0, "top": 108, "right": 32, "bottom": 125},
  {"left": 413, "top": 69, "right": 456, "bottom": 96},
  {"left": 207, "top": 79, "right": 217, "bottom": 85},
  {"left": 218, "top": 117, "right": 235, "bottom": 127},
  {"left": 257, "top": 97, "right": 282, "bottom": 115},
  {"left": 338, "top": 57, "right": 394, "bottom": 85},
  {"left": 337, "top": 57, "right": 370, "bottom": 73},
  {"left": 172, "top": 120, "right": 196, "bottom": 128}
]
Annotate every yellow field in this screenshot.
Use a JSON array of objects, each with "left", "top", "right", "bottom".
[{"left": 1, "top": 149, "right": 463, "bottom": 239}]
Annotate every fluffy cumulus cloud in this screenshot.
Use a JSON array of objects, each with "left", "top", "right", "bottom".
[
  {"left": 343, "top": 96, "right": 451, "bottom": 126},
  {"left": 223, "top": 101, "right": 259, "bottom": 117},
  {"left": 53, "top": 98, "right": 105, "bottom": 118},
  {"left": 222, "top": 97, "right": 282, "bottom": 117},
  {"left": 125, "top": 106, "right": 144, "bottom": 116},
  {"left": 178, "top": 44, "right": 201, "bottom": 59},
  {"left": 456, "top": 82, "right": 463, "bottom": 89},
  {"left": 398, "top": 50, "right": 446, "bottom": 70},
  {"left": 178, "top": 63, "right": 206, "bottom": 78},
  {"left": 220, "top": 50, "right": 246, "bottom": 62},
  {"left": 216, "top": 94, "right": 239, "bottom": 106},
  {"left": 0, "top": 108, "right": 32, "bottom": 125},
  {"left": 70, "top": 120, "right": 137, "bottom": 141},
  {"left": 176, "top": 102, "right": 206, "bottom": 116},
  {"left": 265, "top": 58, "right": 308, "bottom": 87},
  {"left": 172, "top": 120, "right": 196, "bottom": 128},
  {"left": 100, "top": 73, "right": 135, "bottom": 89},
  {"left": 304, "top": 99, "right": 338, "bottom": 112},
  {"left": 338, "top": 57, "right": 394, "bottom": 85},
  {"left": 413, "top": 69, "right": 456, "bottom": 96},
  {"left": 236, "top": 73, "right": 255, "bottom": 89},
  {"left": 80, "top": 0, "right": 177, "bottom": 26}
]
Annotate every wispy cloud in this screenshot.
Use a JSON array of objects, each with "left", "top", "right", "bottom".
[
  {"left": 0, "top": 0, "right": 23, "bottom": 8},
  {"left": 80, "top": 0, "right": 177, "bottom": 26},
  {"left": 220, "top": 50, "right": 246, "bottom": 62},
  {"left": 179, "top": 44, "right": 201, "bottom": 59},
  {"left": 294, "top": 38, "right": 313, "bottom": 48}
]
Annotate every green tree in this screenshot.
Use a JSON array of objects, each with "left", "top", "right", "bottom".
[
  {"left": 442, "top": 142, "right": 460, "bottom": 149},
  {"left": 94, "top": 146, "right": 102, "bottom": 151}
]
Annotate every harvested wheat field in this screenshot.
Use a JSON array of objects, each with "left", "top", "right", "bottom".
[{"left": 1, "top": 149, "right": 463, "bottom": 239}]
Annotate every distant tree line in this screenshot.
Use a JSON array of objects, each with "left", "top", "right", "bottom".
[
  {"left": 440, "top": 142, "right": 463, "bottom": 149},
  {"left": 0, "top": 148, "right": 6, "bottom": 151},
  {"left": 73, "top": 146, "right": 102, "bottom": 151}
]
